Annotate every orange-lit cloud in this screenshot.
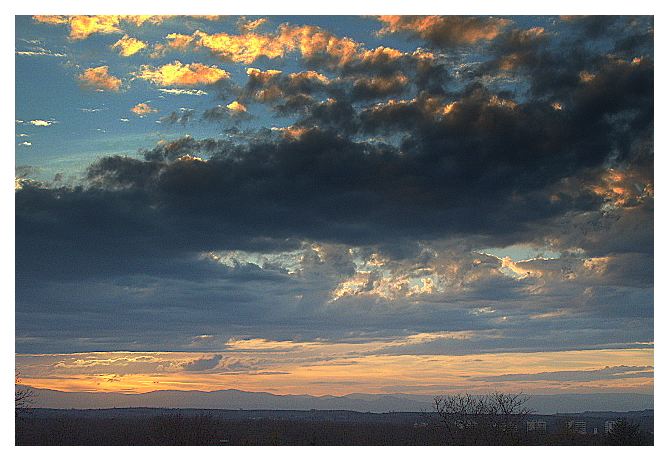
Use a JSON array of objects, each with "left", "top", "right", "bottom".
[
  {"left": 498, "top": 256, "right": 542, "bottom": 279},
  {"left": 331, "top": 268, "right": 438, "bottom": 301},
  {"left": 375, "top": 95, "right": 458, "bottom": 118},
  {"left": 154, "top": 23, "right": 437, "bottom": 74},
  {"left": 33, "top": 15, "right": 175, "bottom": 40},
  {"left": 130, "top": 102, "right": 158, "bottom": 116},
  {"left": 15, "top": 177, "right": 30, "bottom": 190},
  {"left": 358, "top": 46, "right": 405, "bottom": 63},
  {"left": 32, "top": 15, "right": 69, "bottom": 25},
  {"left": 136, "top": 61, "right": 230, "bottom": 86},
  {"left": 487, "top": 94, "right": 518, "bottom": 110},
  {"left": 278, "top": 24, "right": 360, "bottom": 66},
  {"left": 246, "top": 67, "right": 283, "bottom": 81},
  {"left": 189, "top": 30, "right": 287, "bottom": 63},
  {"left": 226, "top": 101, "right": 247, "bottom": 113},
  {"left": 162, "top": 24, "right": 361, "bottom": 67},
  {"left": 353, "top": 73, "right": 409, "bottom": 96},
  {"left": 67, "top": 15, "right": 124, "bottom": 40},
  {"left": 238, "top": 17, "right": 268, "bottom": 33},
  {"left": 288, "top": 70, "right": 330, "bottom": 84},
  {"left": 589, "top": 169, "right": 653, "bottom": 208},
  {"left": 271, "top": 125, "right": 310, "bottom": 140},
  {"left": 78, "top": 66, "right": 122, "bottom": 92},
  {"left": 579, "top": 70, "right": 596, "bottom": 83},
  {"left": 149, "top": 33, "right": 191, "bottom": 58},
  {"left": 377, "top": 15, "right": 510, "bottom": 46},
  {"left": 112, "top": 35, "right": 147, "bottom": 56},
  {"left": 165, "top": 32, "right": 195, "bottom": 50}
]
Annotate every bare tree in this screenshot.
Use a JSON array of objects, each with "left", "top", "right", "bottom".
[
  {"left": 15, "top": 372, "right": 35, "bottom": 416},
  {"left": 607, "top": 419, "right": 644, "bottom": 445},
  {"left": 433, "top": 392, "right": 533, "bottom": 445}
]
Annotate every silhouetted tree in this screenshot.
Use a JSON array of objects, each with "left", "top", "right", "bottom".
[
  {"left": 433, "top": 392, "right": 533, "bottom": 445},
  {"left": 607, "top": 419, "right": 643, "bottom": 445},
  {"left": 15, "top": 372, "right": 35, "bottom": 416}
]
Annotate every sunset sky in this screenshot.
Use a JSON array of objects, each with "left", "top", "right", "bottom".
[{"left": 15, "top": 15, "right": 653, "bottom": 397}]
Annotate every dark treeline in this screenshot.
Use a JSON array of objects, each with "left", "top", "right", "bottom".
[
  {"left": 15, "top": 410, "right": 653, "bottom": 446},
  {"left": 16, "top": 413, "right": 444, "bottom": 445}
]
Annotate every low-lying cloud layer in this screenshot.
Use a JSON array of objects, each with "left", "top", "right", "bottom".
[{"left": 15, "top": 347, "right": 653, "bottom": 395}]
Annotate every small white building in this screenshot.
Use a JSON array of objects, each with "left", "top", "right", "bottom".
[
  {"left": 568, "top": 420, "right": 587, "bottom": 434},
  {"left": 604, "top": 420, "right": 618, "bottom": 434},
  {"left": 526, "top": 420, "right": 547, "bottom": 432}
]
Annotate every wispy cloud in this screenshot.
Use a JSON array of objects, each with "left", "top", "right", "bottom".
[
  {"left": 21, "top": 119, "right": 58, "bottom": 127},
  {"left": 180, "top": 354, "right": 223, "bottom": 372},
  {"left": 474, "top": 365, "right": 654, "bottom": 382},
  {"left": 157, "top": 88, "right": 208, "bottom": 96},
  {"left": 15, "top": 48, "right": 66, "bottom": 57}
]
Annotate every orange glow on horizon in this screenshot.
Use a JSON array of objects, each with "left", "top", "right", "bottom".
[{"left": 16, "top": 347, "right": 653, "bottom": 397}]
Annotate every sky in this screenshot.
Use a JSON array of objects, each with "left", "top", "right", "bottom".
[{"left": 15, "top": 15, "right": 654, "bottom": 397}]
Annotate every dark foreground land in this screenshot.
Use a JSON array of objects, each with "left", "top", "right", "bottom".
[{"left": 16, "top": 408, "right": 653, "bottom": 445}]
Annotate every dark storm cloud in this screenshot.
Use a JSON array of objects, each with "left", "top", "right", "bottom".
[
  {"left": 560, "top": 15, "right": 623, "bottom": 39},
  {"left": 377, "top": 16, "right": 511, "bottom": 48},
  {"left": 614, "top": 28, "right": 654, "bottom": 58},
  {"left": 236, "top": 50, "right": 448, "bottom": 111},
  {"left": 16, "top": 120, "right": 598, "bottom": 283},
  {"left": 159, "top": 108, "right": 195, "bottom": 125},
  {"left": 350, "top": 73, "right": 410, "bottom": 100},
  {"left": 340, "top": 49, "right": 451, "bottom": 94},
  {"left": 480, "top": 17, "right": 653, "bottom": 111},
  {"left": 16, "top": 47, "right": 653, "bottom": 279},
  {"left": 15, "top": 165, "right": 39, "bottom": 178},
  {"left": 202, "top": 104, "right": 252, "bottom": 123},
  {"left": 242, "top": 69, "right": 332, "bottom": 103},
  {"left": 272, "top": 94, "right": 317, "bottom": 116},
  {"left": 138, "top": 135, "right": 232, "bottom": 162}
]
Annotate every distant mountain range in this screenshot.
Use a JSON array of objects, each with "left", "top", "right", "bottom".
[{"left": 21, "top": 387, "right": 653, "bottom": 414}]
